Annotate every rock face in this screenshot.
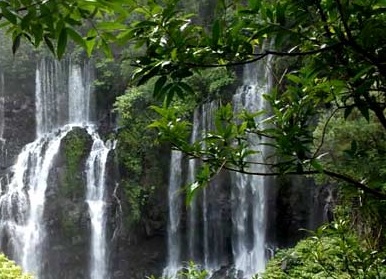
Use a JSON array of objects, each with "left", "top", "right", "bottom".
[
  {"left": 109, "top": 145, "right": 169, "bottom": 279},
  {"left": 266, "top": 176, "right": 328, "bottom": 249},
  {"left": 42, "top": 127, "right": 93, "bottom": 279},
  {"left": 0, "top": 64, "right": 36, "bottom": 172}
]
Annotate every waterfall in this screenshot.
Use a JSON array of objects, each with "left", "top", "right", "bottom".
[
  {"left": 186, "top": 101, "right": 229, "bottom": 274},
  {"left": 166, "top": 50, "right": 272, "bottom": 278},
  {"left": 163, "top": 150, "right": 183, "bottom": 278},
  {"left": 0, "top": 71, "right": 5, "bottom": 165},
  {"left": 35, "top": 59, "right": 92, "bottom": 136},
  {"left": 86, "top": 128, "right": 112, "bottom": 279},
  {"left": 0, "top": 58, "right": 110, "bottom": 278},
  {"left": 187, "top": 109, "right": 200, "bottom": 262},
  {"left": 0, "top": 126, "right": 73, "bottom": 276},
  {"left": 69, "top": 63, "right": 92, "bottom": 125},
  {"left": 231, "top": 55, "right": 272, "bottom": 278},
  {"left": 0, "top": 71, "right": 4, "bottom": 142},
  {"left": 201, "top": 101, "right": 226, "bottom": 272}
]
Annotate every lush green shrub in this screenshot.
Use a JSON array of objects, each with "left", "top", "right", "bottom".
[
  {"left": 263, "top": 220, "right": 386, "bottom": 279},
  {"left": 0, "top": 254, "right": 32, "bottom": 279},
  {"left": 314, "top": 111, "right": 386, "bottom": 247}
]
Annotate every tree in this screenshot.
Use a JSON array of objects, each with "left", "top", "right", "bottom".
[{"left": 2, "top": 0, "right": 386, "bottom": 197}]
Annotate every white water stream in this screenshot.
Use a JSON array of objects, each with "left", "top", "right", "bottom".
[
  {"left": 163, "top": 150, "right": 183, "bottom": 278},
  {"left": 86, "top": 128, "right": 112, "bottom": 279},
  {"left": 231, "top": 55, "right": 272, "bottom": 278},
  {"left": 164, "top": 51, "right": 272, "bottom": 278},
  {"left": 0, "top": 59, "right": 110, "bottom": 278}
]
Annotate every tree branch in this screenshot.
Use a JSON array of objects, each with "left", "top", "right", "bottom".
[
  {"left": 222, "top": 165, "right": 386, "bottom": 200},
  {"left": 183, "top": 43, "right": 343, "bottom": 68},
  {"left": 311, "top": 108, "right": 339, "bottom": 161},
  {"left": 174, "top": 142, "right": 386, "bottom": 200}
]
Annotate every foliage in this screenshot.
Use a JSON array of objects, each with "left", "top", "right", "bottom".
[
  {"left": 0, "top": 254, "right": 33, "bottom": 278},
  {"left": 313, "top": 111, "right": 386, "bottom": 246},
  {"left": 186, "top": 67, "right": 237, "bottom": 103},
  {"left": 5, "top": 0, "right": 386, "bottom": 197},
  {"left": 314, "top": 110, "right": 386, "bottom": 192},
  {"left": 113, "top": 79, "right": 165, "bottom": 226},
  {"left": 263, "top": 220, "right": 386, "bottom": 279},
  {"left": 0, "top": 29, "right": 36, "bottom": 80}
]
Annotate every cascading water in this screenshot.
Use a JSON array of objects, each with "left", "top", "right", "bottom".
[
  {"left": 200, "top": 101, "right": 227, "bottom": 272},
  {"left": 165, "top": 51, "right": 272, "bottom": 278},
  {"left": 35, "top": 59, "right": 92, "bottom": 136},
  {"left": 86, "top": 128, "right": 112, "bottom": 279},
  {"left": 0, "top": 58, "right": 110, "bottom": 278},
  {"left": 0, "top": 71, "right": 4, "bottom": 141},
  {"left": 69, "top": 63, "right": 92, "bottom": 125},
  {"left": 0, "top": 126, "right": 73, "bottom": 276},
  {"left": 0, "top": 71, "right": 5, "bottom": 164},
  {"left": 231, "top": 55, "right": 272, "bottom": 278},
  {"left": 163, "top": 150, "right": 183, "bottom": 278},
  {"left": 187, "top": 109, "right": 200, "bottom": 262}
]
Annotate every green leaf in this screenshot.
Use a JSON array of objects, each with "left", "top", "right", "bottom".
[
  {"left": 101, "top": 39, "right": 113, "bottom": 58},
  {"left": 97, "top": 21, "right": 127, "bottom": 30},
  {"left": 137, "top": 65, "right": 160, "bottom": 86},
  {"left": 212, "top": 19, "right": 221, "bottom": 46},
  {"left": 186, "top": 181, "right": 200, "bottom": 205},
  {"left": 164, "top": 85, "right": 175, "bottom": 106},
  {"left": 344, "top": 106, "right": 353, "bottom": 119},
  {"left": 287, "top": 74, "right": 302, "bottom": 84},
  {"left": 2, "top": 7, "right": 17, "bottom": 24},
  {"left": 85, "top": 37, "right": 96, "bottom": 57},
  {"left": 154, "top": 76, "right": 167, "bottom": 96},
  {"left": 248, "top": 0, "right": 260, "bottom": 11},
  {"left": 358, "top": 105, "right": 370, "bottom": 122},
  {"left": 177, "top": 81, "right": 195, "bottom": 96},
  {"left": 156, "top": 82, "right": 173, "bottom": 99},
  {"left": 57, "top": 27, "right": 68, "bottom": 59},
  {"left": 66, "top": 27, "right": 86, "bottom": 49},
  {"left": 44, "top": 35, "right": 56, "bottom": 55},
  {"left": 12, "top": 33, "right": 21, "bottom": 55},
  {"left": 310, "top": 159, "right": 323, "bottom": 172}
]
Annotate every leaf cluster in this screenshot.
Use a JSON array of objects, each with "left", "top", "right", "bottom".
[
  {"left": 0, "top": 253, "right": 33, "bottom": 279},
  {"left": 263, "top": 220, "right": 386, "bottom": 279}
]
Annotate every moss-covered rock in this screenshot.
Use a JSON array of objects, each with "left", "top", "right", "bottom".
[
  {"left": 42, "top": 127, "right": 93, "bottom": 279},
  {"left": 60, "top": 127, "right": 92, "bottom": 199}
]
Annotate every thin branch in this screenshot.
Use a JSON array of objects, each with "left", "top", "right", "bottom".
[
  {"left": 0, "top": 0, "right": 47, "bottom": 15},
  {"left": 183, "top": 43, "right": 344, "bottom": 68},
  {"left": 311, "top": 107, "right": 339, "bottom": 160},
  {"left": 172, "top": 142, "right": 386, "bottom": 199},
  {"left": 222, "top": 165, "right": 386, "bottom": 200},
  {"left": 314, "top": 0, "right": 333, "bottom": 38}
]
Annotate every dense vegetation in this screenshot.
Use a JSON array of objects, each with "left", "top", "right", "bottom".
[
  {"left": 0, "top": 254, "right": 32, "bottom": 279},
  {"left": 1, "top": 0, "right": 386, "bottom": 278}
]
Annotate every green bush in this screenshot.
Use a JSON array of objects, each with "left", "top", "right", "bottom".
[
  {"left": 263, "top": 220, "right": 386, "bottom": 279},
  {"left": 0, "top": 254, "right": 33, "bottom": 279}
]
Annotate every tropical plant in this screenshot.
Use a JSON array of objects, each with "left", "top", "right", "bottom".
[
  {"left": 263, "top": 220, "right": 386, "bottom": 279},
  {"left": 0, "top": 254, "right": 33, "bottom": 279},
  {"left": 3, "top": 0, "right": 386, "bottom": 197}
]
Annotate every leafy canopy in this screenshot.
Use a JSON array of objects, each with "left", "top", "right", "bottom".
[{"left": 2, "top": 0, "right": 386, "bottom": 198}]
